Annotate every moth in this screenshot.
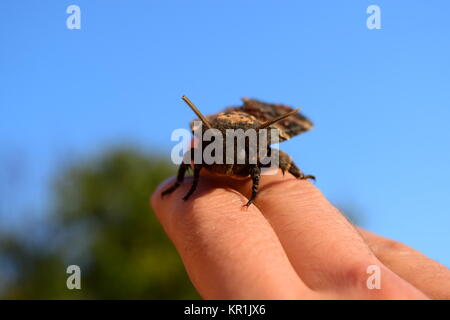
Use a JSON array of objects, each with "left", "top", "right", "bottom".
[{"left": 161, "top": 96, "right": 315, "bottom": 207}]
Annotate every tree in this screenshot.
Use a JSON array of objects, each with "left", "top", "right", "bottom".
[{"left": 0, "top": 147, "right": 199, "bottom": 299}]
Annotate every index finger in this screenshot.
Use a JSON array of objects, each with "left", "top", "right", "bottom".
[{"left": 151, "top": 175, "right": 315, "bottom": 299}]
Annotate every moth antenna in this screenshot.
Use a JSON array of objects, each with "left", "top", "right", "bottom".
[
  {"left": 182, "top": 95, "right": 212, "bottom": 129},
  {"left": 259, "top": 107, "right": 301, "bottom": 129}
]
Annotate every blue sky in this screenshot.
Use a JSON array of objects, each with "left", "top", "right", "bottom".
[{"left": 1, "top": 1, "right": 450, "bottom": 266}]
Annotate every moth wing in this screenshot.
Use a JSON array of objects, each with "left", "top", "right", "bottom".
[
  {"left": 236, "top": 98, "right": 313, "bottom": 141},
  {"left": 189, "top": 98, "right": 313, "bottom": 142}
]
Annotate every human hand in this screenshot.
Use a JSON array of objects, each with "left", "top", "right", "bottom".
[{"left": 151, "top": 171, "right": 450, "bottom": 299}]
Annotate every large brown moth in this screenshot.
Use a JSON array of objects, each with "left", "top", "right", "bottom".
[{"left": 161, "top": 96, "right": 315, "bottom": 207}]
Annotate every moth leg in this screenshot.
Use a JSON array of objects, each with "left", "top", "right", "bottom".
[
  {"left": 161, "top": 148, "right": 195, "bottom": 197},
  {"left": 279, "top": 150, "right": 315, "bottom": 181},
  {"left": 245, "top": 166, "right": 261, "bottom": 207},
  {"left": 288, "top": 161, "right": 316, "bottom": 181},
  {"left": 161, "top": 163, "right": 189, "bottom": 197},
  {"left": 278, "top": 149, "right": 291, "bottom": 176},
  {"left": 182, "top": 164, "right": 202, "bottom": 201}
]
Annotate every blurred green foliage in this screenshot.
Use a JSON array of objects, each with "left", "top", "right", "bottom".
[{"left": 0, "top": 147, "right": 199, "bottom": 299}]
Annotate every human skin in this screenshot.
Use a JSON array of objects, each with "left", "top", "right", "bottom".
[{"left": 151, "top": 170, "right": 450, "bottom": 299}]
